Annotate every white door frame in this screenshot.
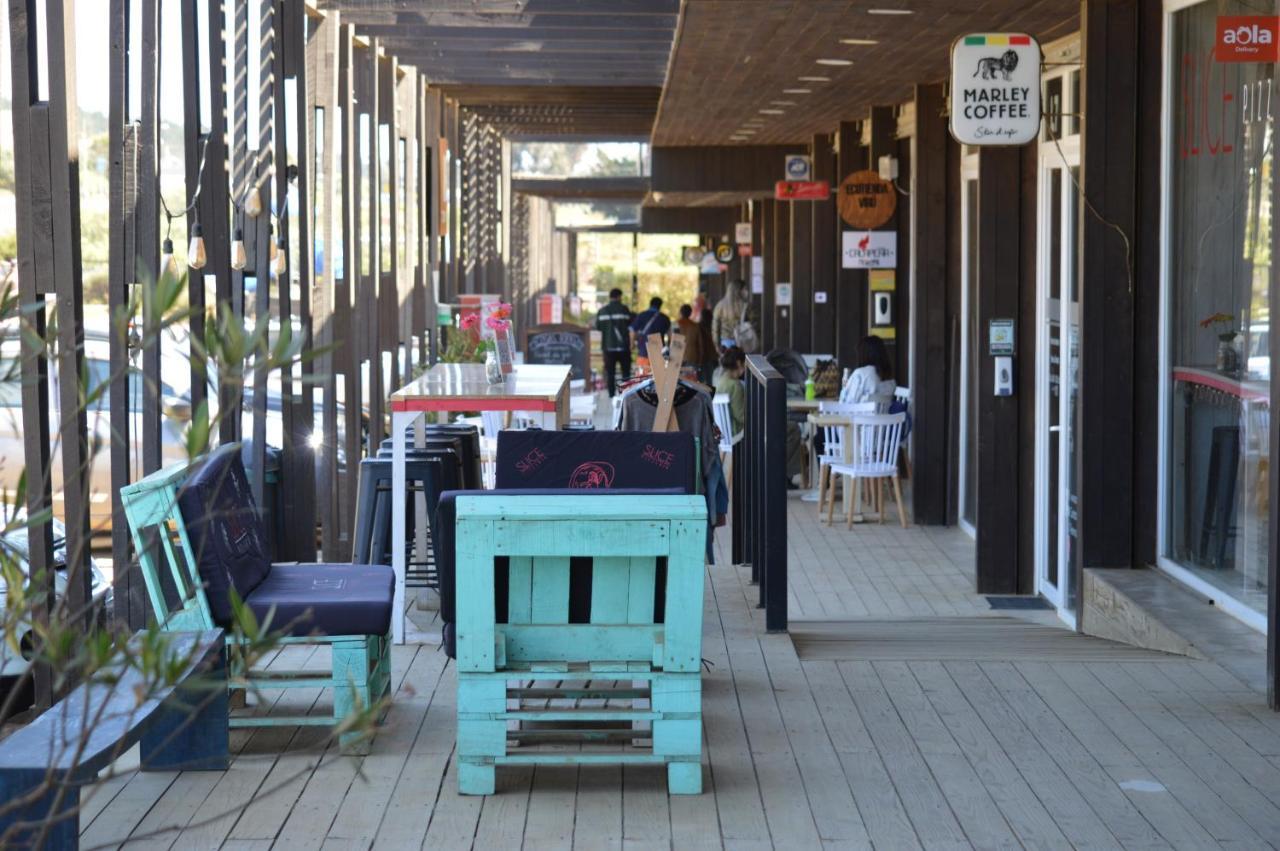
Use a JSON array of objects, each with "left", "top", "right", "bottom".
[
  {"left": 957, "top": 151, "right": 980, "bottom": 539},
  {"left": 1034, "top": 41, "right": 1082, "bottom": 625}
]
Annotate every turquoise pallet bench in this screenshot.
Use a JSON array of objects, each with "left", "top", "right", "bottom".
[
  {"left": 119, "top": 446, "right": 392, "bottom": 755},
  {"left": 454, "top": 493, "right": 708, "bottom": 795}
]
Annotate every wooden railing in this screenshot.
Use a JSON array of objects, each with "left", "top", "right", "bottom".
[{"left": 732, "top": 354, "right": 788, "bottom": 632}]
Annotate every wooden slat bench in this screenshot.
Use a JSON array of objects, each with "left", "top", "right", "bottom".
[
  {"left": 454, "top": 493, "right": 707, "bottom": 795},
  {"left": 119, "top": 444, "right": 393, "bottom": 755},
  {"left": 0, "top": 630, "right": 228, "bottom": 849}
]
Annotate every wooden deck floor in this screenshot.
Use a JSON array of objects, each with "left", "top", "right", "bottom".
[{"left": 81, "top": 499, "right": 1280, "bottom": 850}]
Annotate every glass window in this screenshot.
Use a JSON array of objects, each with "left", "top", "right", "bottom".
[{"left": 1165, "top": 0, "right": 1275, "bottom": 621}]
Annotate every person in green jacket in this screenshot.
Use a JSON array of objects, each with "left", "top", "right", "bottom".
[
  {"left": 713, "top": 346, "right": 747, "bottom": 436},
  {"left": 595, "top": 288, "right": 633, "bottom": 396}
]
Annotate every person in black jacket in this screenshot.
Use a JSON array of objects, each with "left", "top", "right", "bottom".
[{"left": 595, "top": 288, "right": 633, "bottom": 396}]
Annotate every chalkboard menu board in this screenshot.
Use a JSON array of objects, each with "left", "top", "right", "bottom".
[{"left": 523, "top": 323, "right": 591, "bottom": 381}]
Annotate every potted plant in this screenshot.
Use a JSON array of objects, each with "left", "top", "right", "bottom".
[{"left": 1200, "top": 312, "right": 1240, "bottom": 375}]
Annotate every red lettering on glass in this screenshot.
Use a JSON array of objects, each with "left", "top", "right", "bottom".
[{"left": 1203, "top": 47, "right": 1220, "bottom": 154}]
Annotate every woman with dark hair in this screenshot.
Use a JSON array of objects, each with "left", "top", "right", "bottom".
[{"left": 840, "top": 335, "right": 896, "bottom": 403}]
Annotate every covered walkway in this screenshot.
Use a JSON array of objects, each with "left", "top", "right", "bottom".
[{"left": 77, "top": 505, "right": 1280, "bottom": 849}]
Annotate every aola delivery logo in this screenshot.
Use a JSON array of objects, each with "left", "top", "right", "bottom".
[{"left": 1216, "top": 17, "right": 1279, "bottom": 63}]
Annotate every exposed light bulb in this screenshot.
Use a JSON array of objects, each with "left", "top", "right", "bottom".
[
  {"left": 230, "top": 228, "right": 247, "bottom": 271},
  {"left": 271, "top": 239, "right": 287, "bottom": 277},
  {"left": 187, "top": 223, "right": 207, "bottom": 270},
  {"left": 160, "top": 237, "right": 177, "bottom": 279},
  {"left": 244, "top": 190, "right": 263, "bottom": 218},
  {"left": 269, "top": 230, "right": 278, "bottom": 262}
]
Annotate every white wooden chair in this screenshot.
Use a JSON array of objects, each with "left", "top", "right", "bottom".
[
  {"left": 815, "top": 401, "right": 875, "bottom": 515},
  {"left": 826, "top": 411, "right": 909, "bottom": 528},
  {"left": 712, "top": 393, "right": 742, "bottom": 489}
]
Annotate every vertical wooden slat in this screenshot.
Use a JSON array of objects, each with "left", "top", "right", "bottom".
[
  {"left": 138, "top": 0, "right": 162, "bottom": 478},
  {"left": 7, "top": 0, "right": 56, "bottom": 705},
  {"left": 107, "top": 0, "right": 143, "bottom": 628},
  {"left": 337, "top": 28, "right": 359, "bottom": 554}
]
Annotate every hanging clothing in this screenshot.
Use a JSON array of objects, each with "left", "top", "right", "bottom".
[{"left": 619, "top": 382, "right": 719, "bottom": 484}]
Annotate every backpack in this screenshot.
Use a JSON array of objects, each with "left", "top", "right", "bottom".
[{"left": 734, "top": 302, "right": 759, "bottom": 353}]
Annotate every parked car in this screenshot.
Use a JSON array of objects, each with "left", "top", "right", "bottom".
[{"left": 0, "top": 516, "right": 111, "bottom": 717}]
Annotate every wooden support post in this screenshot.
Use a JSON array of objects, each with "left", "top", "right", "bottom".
[
  {"left": 910, "top": 83, "right": 951, "bottom": 527},
  {"left": 811, "top": 133, "right": 836, "bottom": 357},
  {"left": 772, "top": 194, "right": 791, "bottom": 351},
  {"left": 974, "top": 146, "right": 1031, "bottom": 595},
  {"left": 835, "top": 120, "right": 866, "bottom": 368},
  {"left": 790, "top": 149, "right": 813, "bottom": 354},
  {"left": 337, "top": 26, "right": 360, "bottom": 557}
]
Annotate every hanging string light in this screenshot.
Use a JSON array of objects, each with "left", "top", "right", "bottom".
[
  {"left": 230, "top": 224, "right": 247, "bottom": 271},
  {"left": 244, "top": 183, "right": 263, "bottom": 218},
  {"left": 158, "top": 137, "right": 211, "bottom": 273},
  {"left": 187, "top": 218, "right": 207, "bottom": 270},
  {"left": 272, "top": 233, "right": 288, "bottom": 277}
]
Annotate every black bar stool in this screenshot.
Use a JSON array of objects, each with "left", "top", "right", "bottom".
[
  {"left": 1199, "top": 425, "right": 1240, "bottom": 570},
  {"left": 352, "top": 452, "right": 458, "bottom": 588}
]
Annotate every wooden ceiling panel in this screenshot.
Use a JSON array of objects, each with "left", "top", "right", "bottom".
[
  {"left": 654, "top": 0, "right": 1080, "bottom": 146},
  {"left": 327, "top": 0, "right": 679, "bottom": 135}
]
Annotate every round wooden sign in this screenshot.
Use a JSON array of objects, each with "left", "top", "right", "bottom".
[{"left": 838, "top": 170, "right": 897, "bottom": 229}]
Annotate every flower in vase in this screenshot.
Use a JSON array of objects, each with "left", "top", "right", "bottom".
[
  {"left": 485, "top": 315, "right": 511, "bottom": 332},
  {"left": 460, "top": 313, "right": 480, "bottom": 332}
]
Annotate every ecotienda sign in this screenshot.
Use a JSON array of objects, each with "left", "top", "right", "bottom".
[
  {"left": 950, "top": 33, "right": 1041, "bottom": 146},
  {"left": 1216, "top": 16, "right": 1279, "bottom": 63}
]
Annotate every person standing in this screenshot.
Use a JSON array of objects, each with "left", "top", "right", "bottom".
[
  {"left": 595, "top": 288, "right": 633, "bottom": 397},
  {"left": 629, "top": 296, "right": 671, "bottom": 367},
  {"left": 674, "top": 304, "right": 707, "bottom": 370},
  {"left": 698, "top": 307, "right": 718, "bottom": 384},
  {"left": 713, "top": 279, "right": 759, "bottom": 353}
]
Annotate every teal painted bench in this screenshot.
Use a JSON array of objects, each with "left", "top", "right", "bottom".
[
  {"left": 454, "top": 493, "right": 708, "bottom": 795},
  {"left": 119, "top": 445, "right": 392, "bottom": 755}
]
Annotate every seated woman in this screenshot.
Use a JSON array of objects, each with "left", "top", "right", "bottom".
[{"left": 841, "top": 335, "right": 897, "bottom": 404}]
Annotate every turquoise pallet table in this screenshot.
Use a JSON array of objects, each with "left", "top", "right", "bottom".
[{"left": 454, "top": 493, "right": 708, "bottom": 795}]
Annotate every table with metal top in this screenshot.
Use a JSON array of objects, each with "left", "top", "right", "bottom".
[{"left": 388, "top": 362, "right": 572, "bottom": 643}]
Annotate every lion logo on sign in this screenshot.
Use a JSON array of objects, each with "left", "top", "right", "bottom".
[{"left": 973, "top": 49, "right": 1019, "bottom": 81}]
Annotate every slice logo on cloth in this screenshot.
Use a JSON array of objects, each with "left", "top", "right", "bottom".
[{"left": 569, "top": 462, "right": 615, "bottom": 489}]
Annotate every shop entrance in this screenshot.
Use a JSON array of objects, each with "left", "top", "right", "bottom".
[
  {"left": 1034, "top": 48, "right": 1082, "bottom": 624},
  {"left": 957, "top": 153, "right": 980, "bottom": 537}
]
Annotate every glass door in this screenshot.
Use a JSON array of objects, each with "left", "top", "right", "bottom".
[
  {"left": 1035, "top": 52, "right": 1081, "bottom": 624},
  {"left": 958, "top": 154, "right": 979, "bottom": 536}
]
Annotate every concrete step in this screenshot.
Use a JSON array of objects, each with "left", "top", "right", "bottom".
[{"left": 1082, "top": 567, "right": 1267, "bottom": 693}]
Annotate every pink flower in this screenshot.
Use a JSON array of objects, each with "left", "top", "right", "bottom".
[
  {"left": 485, "top": 316, "right": 510, "bottom": 331},
  {"left": 460, "top": 313, "right": 480, "bottom": 331}
]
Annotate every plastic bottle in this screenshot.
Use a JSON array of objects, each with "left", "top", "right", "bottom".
[{"left": 805, "top": 376, "right": 816, "bottom": 400}]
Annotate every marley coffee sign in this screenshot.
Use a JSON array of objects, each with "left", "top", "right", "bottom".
[
  {"left": 838, "top": 170, "right": 896, "bottom": 229},
  {"left": 950, "top": 33, "right": 1041, "bottom": 146}
]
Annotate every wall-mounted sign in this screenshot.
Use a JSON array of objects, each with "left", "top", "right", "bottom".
[
  {"left": 715, "top": 243, "right": 734, "bottom": 263},
  {"left": 524, "top": 323, "right": 591, "bottom": 381},
  {"left": 775, "top": 180, "right": 830, "bottom": 201},
  {"left": 784, "top": 154, "right": 812, "bottom": 181},
  {"left": 683, "top": 246, "right": 705, "bottom": 265},
  {"left": 775, "top": 282, "right": 793, "bottom": 307},
  {"left": 869, "top": 269, "right": 895, "bottom": 291},
  {"left": 950, "top": 33, "right": 1041, "bottom": 146},
  {"left": 842, "top": 231, "right": 897, "bottom": 269},
  {"left": 750, "top": 256, "right": 764, "bottom": 294},
  {"left": 838, "top": 170, "right": 896, "bottom": 229},
  {"left": 989, "top": 318, "right": 1016, "bottom": 355},
  {"left": 1216, "top": 16, "right": 1279, "bottom": 63},
  {"left": 738, "top": 244, "right": 753, "bottom": 257},
  {"left": 814, "top": 291, "right": 828, "bottom": 304},
  {"left": 700, "top": 251, "right": 722, "bottom": 274},
  {"left": 735, "top": 222, "right": 753, "bottom": 244}
]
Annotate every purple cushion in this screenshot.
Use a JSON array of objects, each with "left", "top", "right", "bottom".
[
  {"left": 177, "top": 444, "right": 273, "bottom": 626},
  {"left": 246, "top": 563, "right": 394, "bottom": 637}
]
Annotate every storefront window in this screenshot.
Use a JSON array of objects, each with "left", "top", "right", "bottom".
[{"left": 1165, "top": 0, "right": 1274, "bottom": 622}]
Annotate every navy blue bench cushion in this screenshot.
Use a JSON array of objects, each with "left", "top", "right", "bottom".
[
  {"left": 177, "top": 444, "right": 273, "bottom": 626},
  {"left": 496, "top": 430, "right": 696, "bottom": 492},
  {"left": 434, "top": 488, "right": 683, "bottom": 658},
  {"left": 246, "top": 563, "right": 394, "bottom": 637}
]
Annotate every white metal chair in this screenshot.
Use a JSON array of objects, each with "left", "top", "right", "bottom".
[
  {"left": 826, "top": 411, "right": 909, "bottom": 528},
  {"left": 815, "top": 401, "right": 875, "bottom": 515},
  {"left": 712, "top": 393, "right": 742, "bottom": 490}
]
